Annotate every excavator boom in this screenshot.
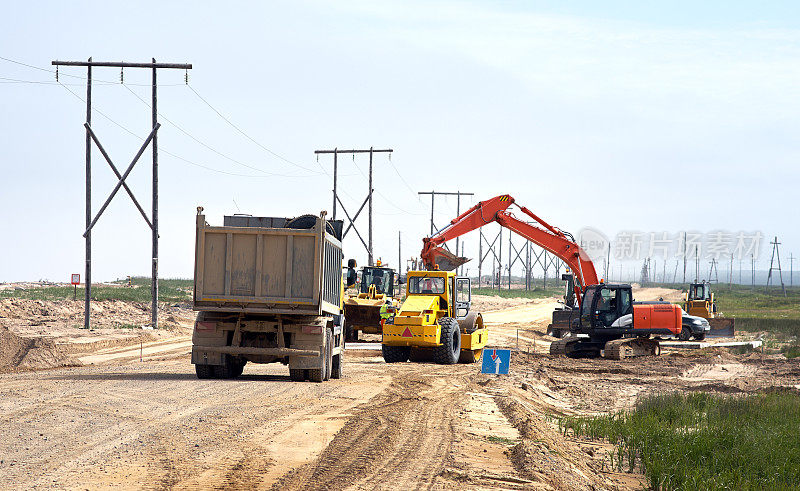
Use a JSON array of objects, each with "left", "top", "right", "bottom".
[{"left": 421, "top": 194, "right": 599, "bottom": 306}]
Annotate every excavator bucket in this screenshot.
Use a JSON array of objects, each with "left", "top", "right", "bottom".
[
  {"left": 708, "top": 318, "right": 735, "bottom": 338},
  {"left": 428, "top": 246, "right": 470, "bottom": 271}
]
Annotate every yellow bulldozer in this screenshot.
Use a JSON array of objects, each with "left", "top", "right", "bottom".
[
  {"left": 381, "top": 269, "right": 487, "bottom": 364},
  {"left": 342, "top": 260, "right": 400, "bottom": 341},
  {"left": 684, "top": 282, "right": 735, "bottom": 337}
]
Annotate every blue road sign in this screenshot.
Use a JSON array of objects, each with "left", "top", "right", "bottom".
[{"left": 481, "top": 348, "right": 510, "bottom": 375}]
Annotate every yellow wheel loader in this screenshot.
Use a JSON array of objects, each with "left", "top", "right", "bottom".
[
  {"left": 684, "top": 282, "right": 735, "bottom": 337},
  {"left": 381, "top": 270, "right": 487, "bottom": 364},
  {"left": 342, "top": 260, "right": 400, "bottom": 341}
]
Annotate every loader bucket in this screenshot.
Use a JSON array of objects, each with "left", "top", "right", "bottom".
[
  {"left": 343, "top": 303, "right": 382, "bottom": 332},
  {"left": 429, "top": 246, "right": 470, "bottom": 271},
  {"left": 708, "top": 318, "right": 735, "bottom": 338}
]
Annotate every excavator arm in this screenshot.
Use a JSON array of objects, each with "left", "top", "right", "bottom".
[{"left": 421, "top": 194, "right": 599, "bottom": 306}]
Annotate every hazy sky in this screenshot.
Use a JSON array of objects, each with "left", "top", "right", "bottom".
[{"left": 1, "top": 1, "right": 798, "bottom": 283}]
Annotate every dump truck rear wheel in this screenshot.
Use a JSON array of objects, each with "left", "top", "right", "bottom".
[
  {"left": 289, "top": 368, "right": 305, "bottom": 382},
  {"left": 195, "top": 364, "right": 214, "bottom": 379},
  {"left": 324, "top": 330, "right": 332, "bottom": 381},
  {"left": 308, "top": 369, "right": 324, "bottom": 383},
  {"left": 382, "top": 345, "right": 411, "bottom": 363},
  {"left": 679, "top": 327, "right": 691, "bottom": 341},
  {"left": 214, "top": 355, "right": 242, "bottom": 379},
  {"left": 331, "top": 353, "right": 342, "bottom": 379},
  {"left": 433, "top": 317, "right": 461, "bottom": 365}
]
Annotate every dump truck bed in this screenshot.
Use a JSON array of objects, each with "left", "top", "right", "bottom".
[{"left": 193, "top": 212, "right": 343, "bottom": 316}]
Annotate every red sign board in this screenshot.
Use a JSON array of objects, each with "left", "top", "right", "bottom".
[{"left": 71, "top": 274, "right": 80, "bottom": 285}]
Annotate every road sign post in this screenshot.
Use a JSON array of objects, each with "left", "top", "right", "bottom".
[
  {"left": 71, "top": 274, "right": 80, "bottom": 301},
  {"left": 481, "top": 348, "right": 510, "bottom": 375}
]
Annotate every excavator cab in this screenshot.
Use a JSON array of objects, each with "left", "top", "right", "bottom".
[{"left": 579, "top": 284, "right": 633, "bottom": 329}]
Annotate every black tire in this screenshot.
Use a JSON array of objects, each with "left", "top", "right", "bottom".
[
  {"left": 289, "top": 368, "right": 305, "bottom": 381},
  {"left": 232, "top": 360, "right": 245, "bottom": 378},
  {"left": 286, "top": 214, "right": 335, "bottom": 236},
  {"left": 308, "top": 369, "right": 324, "bottom": 383},
  {"left": 694, "top": 333, "right": 706, "bottom": 341},
  {"left": 382, "top": 344, "right": 411, "bottom": 363},
  {"left": 679, "top": 327, "right": 691, "bottom": 341},
  {"left": 433, "top": 317, "right": 461, "bottom": 365},
  {"left": 195, "top": 364, "right": 215, "bottom": 379},
  {"left": 214, "top": 355, "right": 241, "bottom": 379},
  {"left": 324, "top": 329, "right": 332, "bottom": 381},
  {"left": 346, "top": 324, "right": 358, "bottom": 342},
  {"left": 331, "top": 354, "right": 342, "bottom": 379}
]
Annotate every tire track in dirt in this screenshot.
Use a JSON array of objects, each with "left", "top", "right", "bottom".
[{"left": 274, "top": 369, "right": 469, "bottom": 490}]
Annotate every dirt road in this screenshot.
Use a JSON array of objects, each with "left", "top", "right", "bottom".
[{"left": 2, "top": 290, "right": 799, "bottom": 490}]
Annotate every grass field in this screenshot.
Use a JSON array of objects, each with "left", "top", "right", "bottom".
[
  {"left": 561, "top": 391, "right": 800, "bottom": 490},
  {"left": 0, "top": 277, "right": 193, "bottom": 304}
]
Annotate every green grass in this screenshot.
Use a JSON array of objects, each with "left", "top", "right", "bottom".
[
  {"left": 0, "top": 277, "right": 192, "bottom": 303},
  {"left": 486, "top": 435, "right": 517, "bottom": 445},
  {"left": 561, "top": 391, "right": 800, "bottom": 490}
]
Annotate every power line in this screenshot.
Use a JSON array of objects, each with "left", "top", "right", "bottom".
[
  {"left": 186, "top": 83, "right": 324, "bottom": 175},
  {"left": 57, "top": 81, "right": 293, "bottom": 179},
  {"left": 122, "top": 84, "right": 314, "bottom": 178}
]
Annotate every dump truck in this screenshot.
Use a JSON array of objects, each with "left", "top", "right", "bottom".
[
  {"left": 342, "top": 260, "right": 400, "bottom": 341},
  {"left": 683, "top": 281, "right": 735, "bottom": 337},
  {"left": 382, "top": 269, "right": 487, "bottom": 364},
  {"left": 191, "top": 208, "right": 346, "bottom": 382}
]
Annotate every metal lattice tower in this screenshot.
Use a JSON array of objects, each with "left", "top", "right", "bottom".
[{"left": 766, "top": 236, "right": 787, "bottom": 296}]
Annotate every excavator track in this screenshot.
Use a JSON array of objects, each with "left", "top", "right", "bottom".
[
  {"left": 549, "top": 337, "right": 573, "bottom": 356},
  {"left": 603, "top": 338, "right": 661, "bottom": 360}
]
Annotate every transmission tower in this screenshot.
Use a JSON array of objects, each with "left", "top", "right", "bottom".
[
  {"left": 640, "top": 258, "right": 651, "bottom": 285},
  {"left": 708, "top": 258, "right": 719, "bottom": 284},
  {"left": 766, "top": 236, "right": 787, "bottom": 296}
]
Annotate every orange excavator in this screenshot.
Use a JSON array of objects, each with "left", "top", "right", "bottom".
[{"left": 421, "top": 194, "right": 683, "bottom": 359}]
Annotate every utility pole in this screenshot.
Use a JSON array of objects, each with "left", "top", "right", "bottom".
[
  {"left": 315, "top": 147, "right": 393, "bottom": 266},
  {"left": 790, "top": 253, "right": 795, "bottom": 287},
  {"left": 53, "top": 58, "right": 191, "bottom": 330},
  {"left": 739, "top": 260, "right": 742, "bottom": 285},
  {"left": 682, "top": 232, "right": 687, "bottom": 283},
  {"left": 417, "top": 191, "right": 474, "bottom": 257},
  {"left": 398, "top": 231, "right": 401, "bottom": 282},
  {"left": 729, "top": 255, "right": 734, "bottom": 286},
  {"left": 695, "top": 245, "right": 700, "bottom": 282}
]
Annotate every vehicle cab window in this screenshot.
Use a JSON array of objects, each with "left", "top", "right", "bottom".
[
  {"left": 408, "top": 276, "right": 445, "bottom": 295},
  {"left": 595, "top": 287, "right": 618, "bottom": 327},
  {"left": 619, "top": 288, "right": 632, "bottom": 315}
]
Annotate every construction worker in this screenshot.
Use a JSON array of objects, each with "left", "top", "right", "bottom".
[{"left": 379, "top": 301, "right": 393, "bottom": 328}]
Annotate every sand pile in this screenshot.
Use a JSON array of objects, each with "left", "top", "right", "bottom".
[{"left": 0, "top": 325, "right": 74, "bottom": 371}]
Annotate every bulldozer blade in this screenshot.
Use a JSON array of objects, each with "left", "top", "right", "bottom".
[
  {"left": 708, "top": 318, "right": 735, "bottom": 338},
  {"left": 429, "top": 246, "right": 470, "bottom": 271}
]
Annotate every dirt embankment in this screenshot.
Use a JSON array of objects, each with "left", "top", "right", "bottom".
[{"left": 0, "top": 297, "right": 194, "bottom": 372}]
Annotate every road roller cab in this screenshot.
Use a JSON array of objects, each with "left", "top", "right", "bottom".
[{"left": 381, "top": 270, "right": 487, "bottom": 364}]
